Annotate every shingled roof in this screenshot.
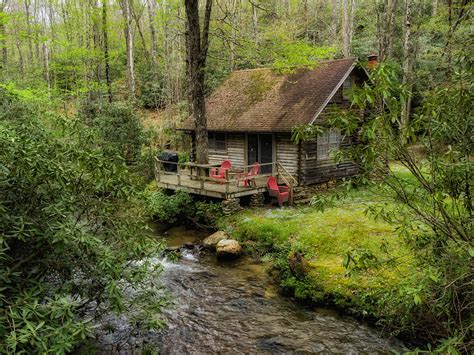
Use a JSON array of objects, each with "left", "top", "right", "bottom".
[{"left": 179, "top": 58, "right": 356, "bottom": 133}]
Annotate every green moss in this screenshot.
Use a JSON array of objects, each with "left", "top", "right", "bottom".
[
  {"left": 222, "top": 183, "right": 422, "bottom": 333},
  {"left": 243, "top": 71, "right": 276, "bottom": 103}
]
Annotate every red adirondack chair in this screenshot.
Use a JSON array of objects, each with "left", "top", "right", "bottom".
[
  {"left": 210, "top": 160, "right": 231, "bottom": 180},
  {"left": 237, "top": 162, "right": 260, "bottom": 187},
  {"left": 267, "top": 176, "right": 290, "bottom": 207}
]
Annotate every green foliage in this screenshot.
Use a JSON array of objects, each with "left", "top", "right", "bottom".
[
  {"left": 270, "top": 41, "right": 335, "bottom": 74},
  {"left": 314, "top": 59, "right": 471, "bottom": 351},
  {"left": 137, "top": 65, "right": 168, "bottom": 109},
  {"left": 147, "top": 190, "right": 194, "bottom": 224},
  {"left": 223, "top": 187, "right": 422, "bottom": 338},
  {"left": 0, "top": 88, "right": 166, "bottom": 353},
  {"left": 79, "top": 99, "right": 145, "bottom": 165},
  {"left": 243, "top": 71, "right": 276, "bottom": 103},
  {"left": 147, "top": 189, "right": 223, "bottom": 228},
  {"left": 51, "top": 46, "right": 102, "bottom": 95},
  {"left": 291, "top": 123, "right": 323, "bottom": 144}
]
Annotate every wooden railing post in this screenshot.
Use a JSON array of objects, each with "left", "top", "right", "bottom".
[
  {"left": 225, "top": 169, "right": 230, "bottom": 195},
  {"left": 155, "top": 157, "right": 161, "bottom": 182}
]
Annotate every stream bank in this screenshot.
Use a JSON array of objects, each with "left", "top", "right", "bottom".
[
  {"left": 163, "top": 225, "right": 404, "bottom": 353},
  {"left": 94, "top": 224, "right": 406, "bottom": 353}
]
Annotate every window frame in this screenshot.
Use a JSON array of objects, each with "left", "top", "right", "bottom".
[
  {"left": 317, "top": 128, "right": 340, "bottom": 160},
  {"left": 208, "top": 132, "right": 227, "bottom": 152}
]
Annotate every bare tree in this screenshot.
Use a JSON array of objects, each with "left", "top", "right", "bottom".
[
  {"left": 120, "top": 0, "right": 136, "bottom": 98},
  {"left": 24, "top": 0, "right": 34, "bottom": 65},
  {"left": 378, "top": 0, "right": 398, "bottom": 61},
  {"left": 146, "top": 0, "right": 157, "bottom": 65},
  {"left": 342, "top": 0, "right": 354, "bottom": 57},
  {"left": 401, "top": 0, "right": 413, "bottom": 135},
  {"left": 332, "top": 0, "right": 339, "bottom": 44},
  {"left": 185, "top": 0, "right": 212, "bottom": 165},
  {"left": 252, "top": 2, "right": 258, "bottom": 42},
  {"left": 0, "top": 0, "right": 8, "bottom": 69},
  {"left": 102, "top": 0, "right": 112, "bottom": 102}
]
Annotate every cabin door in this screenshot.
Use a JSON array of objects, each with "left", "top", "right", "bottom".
[{"left": 247, "top": 134, "right": 273, "bottom": 174}]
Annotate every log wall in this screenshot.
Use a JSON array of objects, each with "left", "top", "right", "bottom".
[
  {"left": 299, "top": 134, "right": 359, "bottom": 185},
  {"left": 208, "top": 133, "right": 246, "bottom": 168},
  {"left": 275, "top": 133, "right": 299, "bottom": 177}
]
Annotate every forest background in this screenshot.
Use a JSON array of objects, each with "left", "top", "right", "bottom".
[{"left": 0, "top": 0, "right": 472, "bottom": 353}]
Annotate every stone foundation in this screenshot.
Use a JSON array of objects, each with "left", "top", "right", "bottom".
[
  {"left": 249, "top": 192, "right": 265, "bottom": 208},
  {"left": 293, "top": 180, "right": 339, "bottom": 205},
  {"left": 221, "top": 198, "right": 242, "bottom": 215}
]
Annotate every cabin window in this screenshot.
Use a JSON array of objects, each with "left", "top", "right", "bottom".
[
  {"left": 208, "top": 132, "right": 226, "bottom": 151},
  {"left": 317, "top": 129, "right": 340, "bottom": 159},
  {"left": 343, "top": 76, "right": 353, "bottom": 100}
]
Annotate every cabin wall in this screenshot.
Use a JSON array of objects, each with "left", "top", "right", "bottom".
[
  {"left": 275, "top": 133, "right": 299, "bottom": 177},
  {"left": 208, "top": 133, "right": 245, "bottom": 168},
  {"left": 299, "top": 134, "right": 358, "bottom": 185},
  {"left": 298, "top": 72, "right": 360, "bottom": 185}
]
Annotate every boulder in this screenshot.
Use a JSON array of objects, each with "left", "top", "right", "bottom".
[
  {"left": 216, "top": 239, "right": 243, "bottom": 260},
  {"left": 288, "top": 251, "right": 311, "bottom": 277},
  {"left": 203, "top": 231, "right": 228, "bottom": 250}
]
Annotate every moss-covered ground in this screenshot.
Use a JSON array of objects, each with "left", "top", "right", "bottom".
[{"left": 219, "top": 168, "right": 426, "bottom": 338}]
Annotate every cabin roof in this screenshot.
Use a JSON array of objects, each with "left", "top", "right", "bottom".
[{"left": 179, "top": 57, "right": 357, "bottom": 133}]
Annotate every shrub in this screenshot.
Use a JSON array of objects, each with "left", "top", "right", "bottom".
[
  {"left": 0, "top": 88, "right": 165, "bottom": 353},
  {"left": 147, "top": 190, "right": 194, "bottom": 224},
  {"left": 147, "top": 190, "right": 223, "bottom": 228},
  {"left": 79, "top": 99, "right": 145, "bottom": 165}
]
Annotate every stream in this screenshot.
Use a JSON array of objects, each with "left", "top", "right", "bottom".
[{"left": 97, "top": 226, "right": 406, "bottom": 354}]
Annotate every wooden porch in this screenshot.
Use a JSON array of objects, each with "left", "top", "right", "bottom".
[{"left": 154, "top": 158, "right": 297, "bottom": 202}]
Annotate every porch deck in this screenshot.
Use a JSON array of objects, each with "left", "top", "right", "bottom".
[
  {"left": 156, "top": 173, "right": 269, "bottom": 199},
  {"left": 154, "top": 159, "right": 297, "bottom": 201}
]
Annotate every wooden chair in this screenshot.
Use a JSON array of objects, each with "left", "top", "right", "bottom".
[
  {"left": 266, "top": 176, "right": 289, "bottom": 207},
  {"left": 210, "top": 160, "right": 231, "bottom": 180},
  {"left": 237, "top": 162, "right": 260, "bottom": 187}
]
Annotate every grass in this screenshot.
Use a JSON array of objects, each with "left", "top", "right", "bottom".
[{"left": 220, "top": 173, "right": 425, "bottom": 335}]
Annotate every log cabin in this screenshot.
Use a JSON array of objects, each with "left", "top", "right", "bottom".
[{"left": 178, "top": 57, "right": 369, "bottom": 186}]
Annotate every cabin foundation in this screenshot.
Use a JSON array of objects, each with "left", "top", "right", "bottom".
[
  {"left": 222, "top": 198, "right": 242, "bottom": 215},
  {"left": 250, "top": 192, "right": 265, "bottom": 207}
]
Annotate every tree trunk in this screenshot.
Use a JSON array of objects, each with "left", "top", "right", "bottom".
[
  {"left": 349, "top": 0, "right": 355, "bottom": 49},
  {"left": 252, "top": 3, "right": 258, "bottom": 42},
  {"left": 130, "top": 2, "right": 150, "bottom": 58},
  {"left": 378, "top": 0, "right": 398, "bottom": 61},
  {"left": 90, "top": 0, "right": 101, "bottom": 85},
  {"left": 332, "top": 0, "right": 339, "bottom": 44},
  {"left": 342, "top": 0, "right": 350, "bottom": 57},
  {"left": 102, "top": 0, "right": 112, "bottom": 102},
  {"left": 24, "top": 0, "right": 34, "bottom": 66},
  {"left": 0, "top": 0, "right": 7, "bottom": 69},
  {"left": 120, "top": 0, "right": 136, "bottom": 98},
  {"left": 401, "top": 0, "right": 413, "bottom": 137},
  {"left": 185, "top": 0, "right": 212, "bottom": 165},
  {"left": 43, "top": 40, "right": 51, "bottom": 97},
  {"left": 146, "top": 0, "right": 158, "bottom": 65},
  {"left": 432, "top": 0, "right": 438, "bottom": 16},
  {"left": 33, "top": 0, "right": 40, "bottom": 62}
]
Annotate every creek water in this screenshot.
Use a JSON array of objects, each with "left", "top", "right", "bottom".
[{"left": 97, "top": 226, "right": 406, "bottom": 353}]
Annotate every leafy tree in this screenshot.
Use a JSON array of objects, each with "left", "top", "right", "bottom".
[
  {"left": 294, "top": 59, "right": 472, "bottom": 351},
  {"left": 0, "top": 88, "right": 165, "bottom": 353},
  {"left": 79, "top": 99, "right": 145, "bottom": 165}
]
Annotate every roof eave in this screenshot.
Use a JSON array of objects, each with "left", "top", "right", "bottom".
[{"left": 308, "top": 61, "right": 356, "bottom": 125}]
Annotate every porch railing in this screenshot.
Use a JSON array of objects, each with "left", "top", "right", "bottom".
[{"left": 154, "top": 158, "right": 298, "bottom": 204}]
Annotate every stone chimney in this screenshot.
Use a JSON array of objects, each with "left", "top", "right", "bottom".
[{"left": 367, "top": 54, "right": 379, "bottom": 70}]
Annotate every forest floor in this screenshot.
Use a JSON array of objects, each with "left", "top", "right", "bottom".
[{"left": 219, "top": 165, "right": 425, "bottom": 340}]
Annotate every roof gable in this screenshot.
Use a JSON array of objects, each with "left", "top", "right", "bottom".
[{"left": 180, "top": 58, "right": 357, "bottom": 132}]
